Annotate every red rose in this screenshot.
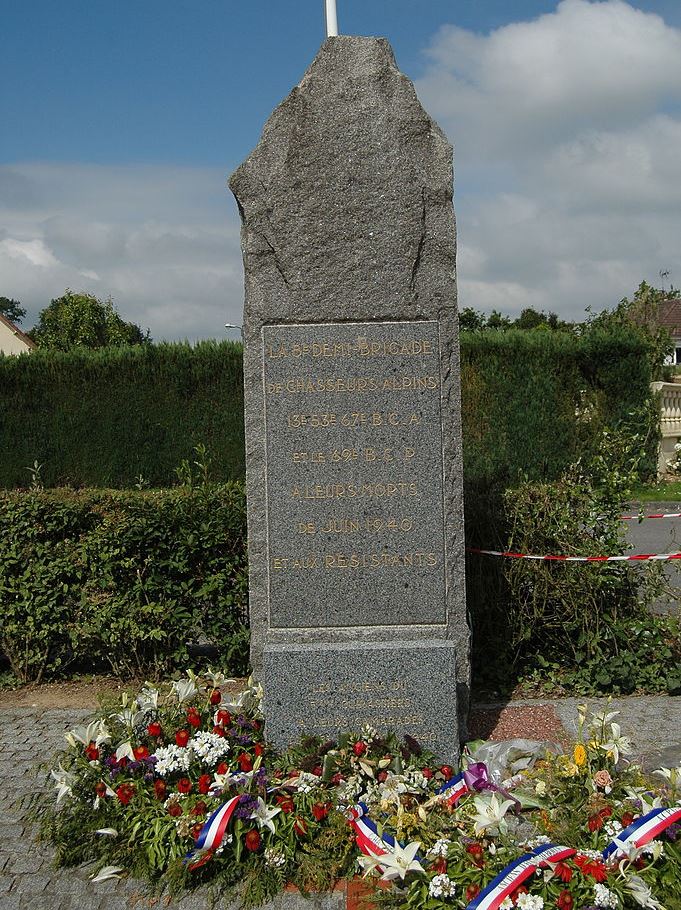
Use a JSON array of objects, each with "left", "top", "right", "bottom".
[
  {"left": 191, "top": 821, "right": 205, "bottom": 840},
  {"left": 276, "top": 795, "right": 295, "bottom": 814},
  {"left": 95, "top": 781, "right": 107, "bottom": 798},
  {"left": 293, "top": 817, "right": 308, "bottom": 837},
  {"left": 311, "top": 802, "right": 330, "bottom": 821},
  {"left": 210, "top": 689, "right": 222, "bottom": 705},
  {"left": 254, "top": 743, "right": 264, "bottom": 757},
  {"left": 147, "top": 721, "right": 162, "bottom": 737},
  {"left": 216, "top": 710, "right": 231, "bottom": 727},
  {"left": 588, "top": 813, "right": 604, "bottom": 832},
  {"left": 621, "top": 811, "right": 635, "bottom": 827},
  {"left": 191, "top": 801, "right": 207, "bottom": 816},
  {"left": 177, "top": 777, "right": 192, "bottom": 794},
  {"left": 554, "top": 862, "right": 573, "bottom": 883},
  {"left": 352, "top": 741, "right": 367, "bottom": 757},
  {"left": 432, "top": 857, "right": 447, "bottom": 875},
  {"left": 198, "top": 774, "right": 212, "bottom": 795},
  {"left": 557, "top": 890, "right": 574, "bottom": 910},
  {"left": 422, "top": 767, "right": 434, "bottom": 780},
  {"left": 244, "top": 828, "right": 261, "bottom": 852},
  {"left": 599, "top": 805, "right": 613, "bottom": 819},
  {"left": 154, "top": 779, "right": 167, "bottom": 801},
  {"left": 216, "top": 761, "right": 229, "bottom": 775},
  {"left": 465, "top": 884, "right": 480, "bottom": 901},
  {"left": 85, "top": 742, "right": 99, "bottom": 761},
  {"left": 187, "top": 708, "right": 201, "bottom": 729},
  {"left": 312, "top": 765, "right": 323, "bottom": 777},
  {"left": 440, "top": 765, "right": 454, "bottom": 778},
  {"left": 238, "top": 753, "right": 253, "bottom": 772},
  {"left": 175, "top": 729, "right": 190, "bottom": 748},
  {"left": 167, "top": 802, "right": 182, "bottom": 817},
  {"left": 133, "top": 745, "right": 149, "bottom": 760},
  {"left": 115, "top": 783, "right": 134, "bottom": 805}
]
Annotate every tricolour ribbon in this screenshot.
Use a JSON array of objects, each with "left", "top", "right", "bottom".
[
  {"left": 603, "top": 806, "right": 681, "bottom": 860},
  {"left": 347, "top": 802, "right": 400, "bottom": 869},
  {"left": 185, "top": 795, "right": 241, "bottom": 869},
  {"left": 437, "top": 764, "right": 520, "bottom": 810},
  {"left": 465, "top": 844, "right": 576, "bottom": 910},
  {"left": 437, "top": 772, "right": 469, "bottom": 806}
]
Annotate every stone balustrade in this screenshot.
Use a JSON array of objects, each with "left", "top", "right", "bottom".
[{"left": 651, "top": 381, "right": 681, "bottom": 474}]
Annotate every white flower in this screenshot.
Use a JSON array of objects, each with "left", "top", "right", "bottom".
[
  {"left": 250, "top": 797, "right": 281, "bottom": 834},
  {"left": 626, "top": 875, "right": 664, "bottom": 909},
  {"left": 264, "top": 847, "right": 286, "bottom": 868},
  {"left": 190, "top": 730, "right": 231, "bottom": 765},
  {"left": 472, "top": 792, "right": 515, "bottom": 835},
  {"left": 172, "top": 677, "right": 198, "bottom": 703},
  {"left": 594, "top": 882, "right": 619, "bottom": 908},
  {"left": 91, "top": 866, "right": 124, "bottom": 882},
  {"left": 65, "top": 720, "right": 110, "bottom": 749},
  {"left": 516, "top": 895, "right": 544, "bottom": 910},
  {"left": 136, "top": 687, "right": 159, "bottom": 711},
  {"left": 426, "top": 839, "right": 451, "bottom": 859},
  {"left": 51, "top": 764, "right": 76, "bottom": 803},
  {"left": 500, "top": 900, "right": 514, "bottom": 910},
  {"left": 428, "top": 873, "right": 456, "bottom": 898},
  {"left": 95, "top": 828, "right": 118, "bottom": 837},
  {"left": 359, "top": 841, "right": 425, "bottom": 881},
  {"left": 115, "top": 741, "right": 135, "bottom": 762},
  {"left": 153, "top": 743, "right": 192, "bottom": 777},
  {"left": 600, "top": 723, "right": 632, "bottom": 765}
]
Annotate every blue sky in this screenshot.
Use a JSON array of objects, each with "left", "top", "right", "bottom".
[{"left": 2, "top": 1, "right": 681, "bottom": 340}]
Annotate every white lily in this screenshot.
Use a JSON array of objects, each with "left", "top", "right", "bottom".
[
  {"left": 600, "top": 722, "right": 632, "bottom": 764},
  {"left": 91, "top": 866, "right": 125, "bottom": 883},
  {"left": 172, "top": 677, "right": 198, "bottom": 703},
  {"left": 95, "top": 828, "right": 118, "bottom": 837},
  {"left": 359, "top": 840, "right": 425, "bottom": 881},
  {"left": 626, "top": 875, "right": 665, "bottom": 909},
  {"left": 115, "top": 741, "right": 136, "bottom": 762},
  {"left": 65, "top": 720, "right": 110, "bottom": 749},
  {"left": 51, "top": 764, "right": 76, "bottom": 804},
  {"left": 136, "top": 686, "right": 159, "bottom": 711},
  {"left": 472, "top": 792, "right": 515, "bottom": 835},
  {"left": 250, "top": 797, "right": 281, "bottom": 834},
  {"left": 652, "top": 766, "right": 680, "bottom": 798},
  {"left": 624, "top": 788, "right": 664, "bottom": 815}
]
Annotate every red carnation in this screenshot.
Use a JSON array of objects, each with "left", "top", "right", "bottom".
[
  {"left": 554, "top": 862, "right": 573, "bottom": 883},
  {"left": 621, "top": 811, "right": 635, "bottom": 827},
  {"left": 216, "top": 761, "right": 229, "bottom": 775},
  {"left": 191, "top": 801, "right": 207, "bottom": 817},
  {"left": 167, "top": 802, "right": 182, "bottom": 817},
  {"left": 588, "top": 813, "right": 604, "bottom": 832},
  {"left": 244, "top": 828, "right": 261, "bottom": 852},
  {"left": 311, "top": 802, "right": 330, "bottom": 822},
  {"left": 352, "top": 741, "right": 367, "bottom": 757},
  {"left": 293, "top": 817, "right": 308, "bottom": 837},
  {"left": 440, "top": 765, "right": 454, "bottom": 779},
  {"left": 177, "top": 777, "right": 192, "bottom": 794},
  {"left": 216, "top": 710, "right": 231, "bottom": 726},
  {"left": 210, "top": 688, "right": 222, "bottom": 705},
  {"left": 466, "top": 843, "right": 485, "bottom": 867},
  {"left": 186, "top": 708, "right": 201, "bottom": 729},
  {"left": 254, "top": 743, "right": 264, "bottom": 757},
  {"left": 115, "top": 783, "right": 135, "bottom": 806},
  {"left": 212, "top": 725, "right": 226, "bottom": 737},
  {"left": 557, "top": 890, "right": 574, "bottom": 910},
  {"left": 175, "top": 729, "right": 190, "bottom": 748},
  {"left": 238, "top": 753, "right": 253, "bottom": 772},
  {"left": 85, "top": 742, "right": 99, "bottom": 761},
  {"left": 422, "top": 767, "right": 433, "bottom": 780},
  {"left": 147, "top": 721, "right": 162, "bottom": 737},
  {"left": 133, "top": 745, "right": 149, "bottom": 761},
  {"left": 312, "top": 765, "right": 323, "bottom": 777},
  {"left": 191, "top": 821, "right": 205, "bottom": 840},
  {"left": 432, "top": 857, "right": 447, "bottom": 875},
  {"left": 276, "top": 795, "right": 295, "bottom": 814},
  {"left": 198, "top": 773, "right": 212, "bottom": 795},
  {"left": 95, "top": 781, "right": 107, "bottom": 798},
  {"left": 465, "top": 884, "right": 480, "bottom": 902},
  {"left": 154, "top": 779, "right": 167, "bottom": 801},
  {"left": 599, "top": 805, "right": 613, "bottom": 819},
  {"left": 574, "top": 854, "right": 608, "bottom": 883},
  {"left": 331, "top": 772, "right": 344, "bottom": 785}
]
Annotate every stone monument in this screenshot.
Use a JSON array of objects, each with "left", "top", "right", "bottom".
[{"left": 230, "top": 36, "right": 468, "bottom": 760}]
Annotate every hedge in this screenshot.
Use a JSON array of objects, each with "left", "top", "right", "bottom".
[{"left": 0, "top": 485, "right": 248, "bottom": 683}]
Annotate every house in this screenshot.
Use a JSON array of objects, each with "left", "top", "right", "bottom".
[
  {"left": 658, "top": 299, "right": 681, "bottom": 365},
  {"left": 0, "top": 314, "right": 36, "bottom": 356}
]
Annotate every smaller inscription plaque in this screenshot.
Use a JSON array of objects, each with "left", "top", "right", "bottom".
[{"left": 264, "top": 639, "right": 457, "bottom": 760}]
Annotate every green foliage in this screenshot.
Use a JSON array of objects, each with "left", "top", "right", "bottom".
[
  {"left": 0, "top": 340, "right": 245, "bottom": 488},
  {"left": 0, "top": 484, "right": 249, "bottom": 682},
  {"left": 0, "top": 296, "right": 27, "bottom": 325},
  {"left": 29, "top": 289, "right": 150, "bottom": 351}
]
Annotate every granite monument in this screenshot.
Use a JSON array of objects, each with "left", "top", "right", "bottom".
[{"left": 229, "top": 36, "right": 468, "bottom": 760}]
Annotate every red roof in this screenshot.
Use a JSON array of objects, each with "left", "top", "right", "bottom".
[
  {"left": 0, "top": 313, "right": 37, "bottom": 350},
  {"left": 656, "top": 299, "right": 681, "bottom": 336}
]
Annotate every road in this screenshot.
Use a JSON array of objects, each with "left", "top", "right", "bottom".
[{"left": 625, "top": 501, "right": 681, "bottom": 614}]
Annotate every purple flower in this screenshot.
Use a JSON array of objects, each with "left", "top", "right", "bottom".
[
  {"left": 666, "top": 823, "right": 679, "bottom": 842},
  {"left": 234, "top": 794, "right": 259, "bottom": 820}
]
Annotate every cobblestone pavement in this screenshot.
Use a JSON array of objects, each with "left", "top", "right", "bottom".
[{"left": 2, "top": 699, "right": 680, "bottom": 909}]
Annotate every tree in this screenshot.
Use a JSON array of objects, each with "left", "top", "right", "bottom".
[
  {"left": 458, "top": 306, "right": 487, "bottom": 331},
  {"left": 29, "top": 290, "right": 150, "bottom": 351},
  {"left": 0, "top": 297, "right": 27, "bottom": 325}
]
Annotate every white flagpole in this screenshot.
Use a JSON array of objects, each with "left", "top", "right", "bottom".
[{"left": 325, "top": 0, "right": 338, "bottom": 37}]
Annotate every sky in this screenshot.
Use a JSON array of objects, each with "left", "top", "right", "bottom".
[{"left": 2, "top": 0, "right": 680, "bottom": 341}]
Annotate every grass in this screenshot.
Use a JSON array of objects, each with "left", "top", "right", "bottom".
[{"left": 630, "top": 480, "right": 681, "bottom": 501}]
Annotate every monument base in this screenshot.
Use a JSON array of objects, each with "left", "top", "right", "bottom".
[{"left": 263, "top": 639, "right": 458, "bottom": 761}]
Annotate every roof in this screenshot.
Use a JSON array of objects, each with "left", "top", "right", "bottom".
[
  {"left": 0, "top": 313, "right": 37, "bottom": 350},
  {"left": 656, "top": 299, "right": 681, "bottom": 336}
]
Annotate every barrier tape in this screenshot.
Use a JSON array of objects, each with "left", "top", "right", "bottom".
[
  {"left": 619, "top": 511, "right": 681, "bottom": 520},
  {"left": 468, "top": 547, "right": 681, "bottom": 563}
]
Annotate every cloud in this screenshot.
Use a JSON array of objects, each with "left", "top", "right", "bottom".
[
  {"left": 0, "top": 164, "right": 244, "bottom": 341},
  {"left": 416, "top": 0, "right": 681, "bottom": 318}
]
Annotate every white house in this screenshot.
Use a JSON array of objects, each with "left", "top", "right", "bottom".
[{"left": 0, "top": 314, "right": 36, "bottom": 356}]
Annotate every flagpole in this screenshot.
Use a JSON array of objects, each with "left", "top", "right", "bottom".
[{"left": 325, "top": 0, "right": 338, "bottom": 37}]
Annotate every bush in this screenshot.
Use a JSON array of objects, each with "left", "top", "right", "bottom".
[{"left": 0, "top": 484, "right": 248, "bottom": 683}]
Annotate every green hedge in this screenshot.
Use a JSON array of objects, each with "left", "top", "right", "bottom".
[
  {"left": 0, "top": 341, "right": 245, "bottom": 489},
  {"left": 0, "top": 485, "right": 248, "bottom": 683}
]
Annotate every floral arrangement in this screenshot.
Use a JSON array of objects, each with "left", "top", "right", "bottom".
[{"left": 36, "top": 674, "right": 681, "bottom": 910}]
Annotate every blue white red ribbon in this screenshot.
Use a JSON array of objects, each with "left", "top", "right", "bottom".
[
  {"left": 347, "top": 802, "right": 402, "bottom": 870},
  {"left": 603, "top": 806, "right": 681, "bottom": 860},
  {"left": 465, "top": 844, "right": 576, "bottom": 910},
  {"left": 185, "top": 795, "right": 240, "bottom": 869},
  {"left": 437, "top": 772, "right": 469, "bottom": 806}
]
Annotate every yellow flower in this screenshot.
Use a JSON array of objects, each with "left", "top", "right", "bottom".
[{"left": 573, "top": 744, "right": 587, "bottom": 767}]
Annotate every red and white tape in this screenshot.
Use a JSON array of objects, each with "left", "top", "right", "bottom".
[
  {"left": 619, "top": 511, "right": 681, "bottom": 520},
  {"left": 468, "top": 547, "right": 681, "bottom": 563}
]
